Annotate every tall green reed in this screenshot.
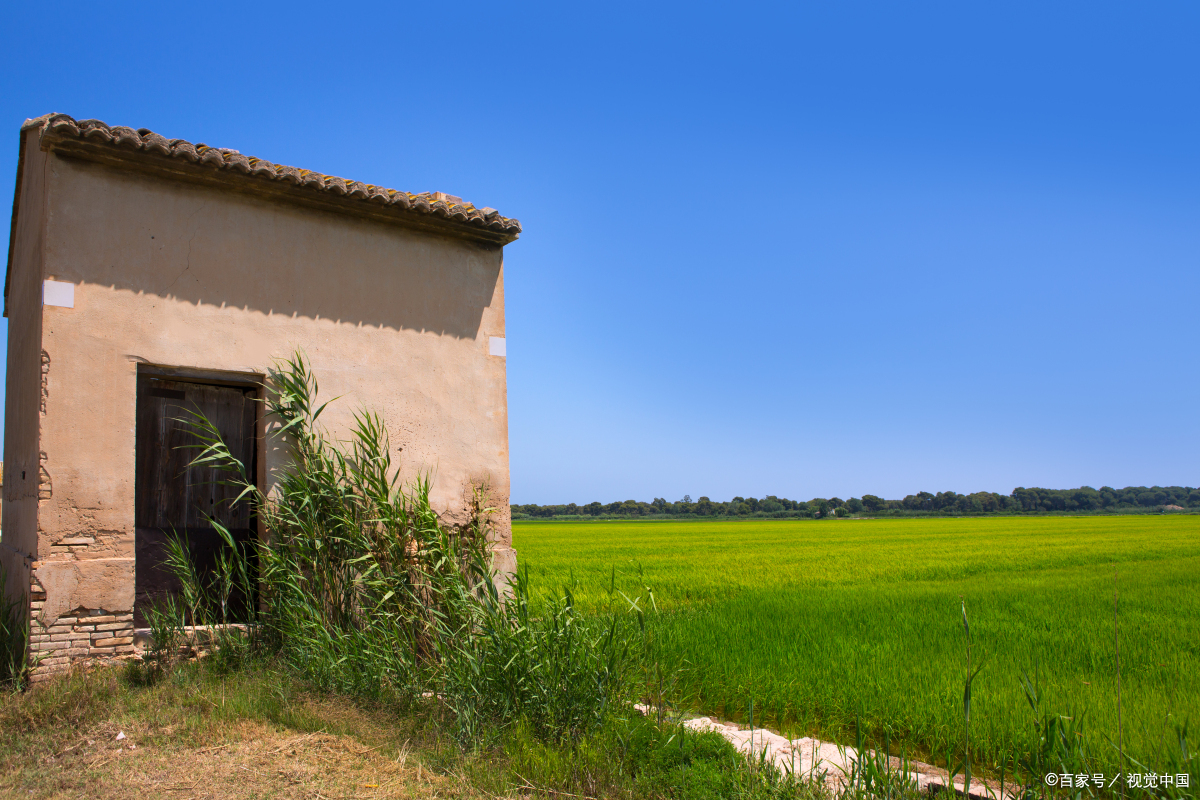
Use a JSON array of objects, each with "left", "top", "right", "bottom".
[
  {"left": 165, "top": 353, "right": 641, "bottom": 747},
  {"left": 0, "top": 564, "right": 30, "bottom": 689}
]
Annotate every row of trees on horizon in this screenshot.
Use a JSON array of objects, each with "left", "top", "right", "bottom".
[{"left": 510, "top": 485, "right": 1199, "bottom": 519}]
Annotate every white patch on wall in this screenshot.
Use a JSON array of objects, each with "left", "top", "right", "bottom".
[
  {"left": 43, "top": 280, "right": 75, "bottom": 308},
  {"left": 489, "top": 336, "right": 506, "bottom": 357}
]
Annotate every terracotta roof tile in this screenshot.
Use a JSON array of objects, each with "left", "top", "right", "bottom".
[{"left": 23, "top": 113, "right": 521, "bottom": 244}]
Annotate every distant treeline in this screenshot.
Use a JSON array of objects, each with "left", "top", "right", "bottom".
[{"left": 511, "top": 485, "right": 1199, "bottom": 520}]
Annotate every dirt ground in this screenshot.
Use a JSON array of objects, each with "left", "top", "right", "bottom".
[
  {"left": 5, "top": 721, "right": 475, "bottom": 800},
  {"left": 0, "top": 666, "right": 490, "bottom": 800}
]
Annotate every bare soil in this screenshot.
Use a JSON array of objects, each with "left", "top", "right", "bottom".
[{"left": 0, "top": 666, "right": 485, "bottom": 800}]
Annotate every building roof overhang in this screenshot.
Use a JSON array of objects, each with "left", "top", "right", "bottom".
[{"left": 5, "top": 113, "right": 521, "bottom": 314}]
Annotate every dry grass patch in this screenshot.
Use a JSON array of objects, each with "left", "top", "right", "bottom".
[
  {"left": 0, "top": 663, "right": 484, "bottom": 800},
  {"left": 11, "top": 721, "right": 463, "bottom": 800}
]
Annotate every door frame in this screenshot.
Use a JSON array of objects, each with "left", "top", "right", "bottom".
[{"left": 133, "top": 363, "right": 266, "bottom": 624}]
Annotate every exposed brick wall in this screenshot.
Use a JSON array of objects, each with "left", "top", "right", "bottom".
[{"left": 28, "top": 573, "right": 135, "bottom": 681}]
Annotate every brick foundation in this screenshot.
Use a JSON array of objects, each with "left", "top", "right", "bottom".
[{"left": 27, "top": 574, "right": 136, "bottom": 682}]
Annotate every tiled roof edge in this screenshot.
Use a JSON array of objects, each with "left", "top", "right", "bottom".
[{"left": 26, "top": 113, "right": 521, "bottom": 246}]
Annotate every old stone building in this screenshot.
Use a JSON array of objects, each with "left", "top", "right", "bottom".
[{"left": 2, "top": 113, "right": 520, "bottom": 680}]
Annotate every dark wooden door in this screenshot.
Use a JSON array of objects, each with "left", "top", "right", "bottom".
[{"left": 134, "top": 376, "right": 257, "bottom": 625}]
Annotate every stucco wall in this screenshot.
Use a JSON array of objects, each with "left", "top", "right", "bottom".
[
  {"left": 1, "top": 129, "right": 49, "bottom": 608},
  {"left": 12, "top": 147, "right": 513, "bottom": 668}
]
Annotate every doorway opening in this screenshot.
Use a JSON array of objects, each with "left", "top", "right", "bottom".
[{"left": 134, "top": 368, "right": 259, "bottom": 627}]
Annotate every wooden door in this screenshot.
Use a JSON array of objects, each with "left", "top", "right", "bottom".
[{"left": 134, "top": 376, "right": 257, "bottom": 625}]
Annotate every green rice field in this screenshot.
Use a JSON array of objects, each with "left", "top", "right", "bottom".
[{"left": 512, "top": 515, "right": 1200, "bottom": 775}]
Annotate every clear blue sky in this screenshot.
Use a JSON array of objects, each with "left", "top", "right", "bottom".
[{"left": 2, "top": 3, "right": 1197, "bottom": 504}]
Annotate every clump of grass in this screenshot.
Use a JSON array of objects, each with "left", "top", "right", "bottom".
[
  {"left": 125, "top": 594, "right": 186, "bottom": 685},
  {"left": 0, "top": 656, "right": 834, "bottom": 800},
  {"left": 439, "top": 567, "right": 637, "bottom": 746},
  {"left": 166, "top": 353, "right": 642, "bottom": 749},
  {"left": 956, "top": 599, "right": 987, "bottom": 797},
  {"left": 0, "top": 665, "right": 119, "bottom": 739},
  {"left": 0, "top": 564, "right": 30, "bottom": 690},
  {"left": 493, "top": 713, "right": 829, "bottom": 800}
]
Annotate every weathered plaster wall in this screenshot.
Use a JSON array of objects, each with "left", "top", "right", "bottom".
[
  {"left": 2, "top": 129, "right": 48, "bottom": 609},
  {"left": 19, "top": 149, "right": 513, "bottom": 676}
]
